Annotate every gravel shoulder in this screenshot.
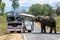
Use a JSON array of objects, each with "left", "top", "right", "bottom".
[{"left": 0, "top": 33, "right": 23, "bottom": 40}]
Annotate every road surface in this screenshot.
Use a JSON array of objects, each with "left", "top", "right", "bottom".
[
  {"left": 0, "top": 23, "right": 60, "bottom": 40},
  {"left": 23, "top": 24, "right": 60, "bottom": 40}
]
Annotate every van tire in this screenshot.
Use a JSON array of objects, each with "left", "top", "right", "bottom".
[
  {"left": 10, "top": 31, "right": 14, "bottom": 33},
  {"left": 23, "top": 31, "right": 25, "bottom": 33},
  {"left": 28, "top": 30, "right": 31, "bottom": 32},
  {"left": 17, "top": 31, "right": 21, "bottom": 33}
]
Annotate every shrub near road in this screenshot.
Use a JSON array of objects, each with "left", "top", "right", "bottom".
[
  {"left": 0, "top": 14, "right": 7, "bottom": 36},
  {"left": 55, "top": 16, "right": 60, "bottom": 31}
]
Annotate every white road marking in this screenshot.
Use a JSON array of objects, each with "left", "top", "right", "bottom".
[{"left": 23, "top": 34, "right": 27, "bottom": 40}]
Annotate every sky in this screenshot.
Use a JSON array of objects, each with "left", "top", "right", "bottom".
[{"left": 2, "top": 0, "right": 60, "bottom": 12}]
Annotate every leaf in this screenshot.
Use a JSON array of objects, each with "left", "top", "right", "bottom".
[{"left": 11, "top": 0, "right": 19, "bottom": 12}]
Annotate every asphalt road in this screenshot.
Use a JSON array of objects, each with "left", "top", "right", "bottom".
[
  {"left": 0, "top": 23, "right": 60, "bottom": 40},
  {"left": 23, "top": 26, "right": 60, "bottom": 40}
]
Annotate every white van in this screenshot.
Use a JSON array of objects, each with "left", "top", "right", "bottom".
[{"left": 7, "top": 13, "right": 34, "bottom": 33}]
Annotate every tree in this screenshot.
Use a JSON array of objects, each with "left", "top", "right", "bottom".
[
  {"left": 10, "top": 0, "right": 19, "bottom": 13},
  {"left": 0, "top": 0, "right": 2, "bottom": 12},
  {"left": 29, "top": 4, "right": 55, "bottom": 16},
  {"left": 56, "top": 2, "right": 60, "bottom": 15},
  {"left": 0, "top": 0, "right": 5, "bottom": 15},
  {"left": 56, "top": 7, "right": 60, "bottom": 15},
  {"left": 42, "top": 4, "right": 54, "bottom": 16},
  {"left": 0, "top": 0, "right": 2, "bottom": 4},
  {"left": 29, "top": 4, "right": 43, "bottom": 16}
]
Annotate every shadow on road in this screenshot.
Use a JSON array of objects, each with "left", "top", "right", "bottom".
[{"left": 32, "top": 32, "right": 60, "bottom": 34}]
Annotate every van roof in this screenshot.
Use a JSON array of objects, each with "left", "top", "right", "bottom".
[{"left": 7, "top": 13, "right": 34, "bottom": 18}]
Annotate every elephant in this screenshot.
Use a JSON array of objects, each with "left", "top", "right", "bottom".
[{"left": 34, "top": 16, "right": 56, "bottom": 33}]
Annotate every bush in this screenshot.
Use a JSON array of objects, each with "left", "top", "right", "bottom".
[
  {"left": 0, "top": 14, "right": 7, "bottom": 34},
  {"left": 55, "top": 16, "right": 60, "bottom": 30}
]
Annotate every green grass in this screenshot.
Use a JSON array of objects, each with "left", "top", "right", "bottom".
[{"left": 55, "top": 16, "right": 60, "bottom": 30}]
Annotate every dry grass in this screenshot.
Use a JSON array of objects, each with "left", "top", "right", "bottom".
[
  {"left": 0, "top": 33, "right": 23, "bottom": 40},
  {"left": 0, "top": 15, "right": 7, "bottom": 36}
]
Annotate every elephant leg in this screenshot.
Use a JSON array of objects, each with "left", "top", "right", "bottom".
[
  {"left": 43, "top": 26, "right": 46, "bottom": 33},
  {"left": 49, "top": 27, "right": 52, "bottom": 33},
  {"left": 54, "top": 27, "right": 56, "bottom": 33},
  {"left": 41, "top": 27, "right": 43, "bottom": 33}
]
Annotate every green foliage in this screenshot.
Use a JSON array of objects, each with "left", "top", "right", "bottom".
[
  {"left": 43, "top": 4, "right": 55, "bottom": 16},
  {"left": 10, "top": 0, "right": 19, "bottom": 12},
  {"left": 29, "top": 4, "right": 43, "bottom": 16},
  {"left": 55, "top": 16, "right": 60, "bottom": 29},
  {"left": 56, "top": 7, "right": 60, "bottom": 15},
  {"left": 0, "top": 0, "right": 2, "bottom": 2},
  {"left": 1, "top": 3, "right": 5, "bottom": 13},
  {"left": 29, "top": 4, "right": 55, "bottom": 16},
  {"left": 0, "top": 0, "right": 5, "bottom": 16},
  {"left": 0, "top": 14, "right": 7, "bottom": 34}
]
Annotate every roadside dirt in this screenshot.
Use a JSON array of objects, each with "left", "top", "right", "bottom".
[{"left": 0, "top": 33, "right": 23, "bottom": 40}]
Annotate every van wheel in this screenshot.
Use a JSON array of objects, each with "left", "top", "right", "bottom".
[
  {"left": 10, "top": 31, "right": 14, "bottom": 33},
  {"left": 28, "top": 30, "right": 31, "bottom": 32},
  {"left": 23, "top": 31, "right": 25, "bottom": 33},
  {"left": 17, "top": 31, "right": 21, "bottom": 33}
]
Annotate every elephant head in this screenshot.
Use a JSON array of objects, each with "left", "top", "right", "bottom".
[{"left": 33, "top": 16, "right": 43, "bottom": 22}]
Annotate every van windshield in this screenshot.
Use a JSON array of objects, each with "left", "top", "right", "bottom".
[
  {"left": 16, "top": 16, "right": 23, "bottom": 21},
  {"left": 7, "top": 16, "right": 15, "bottom": 22}
]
